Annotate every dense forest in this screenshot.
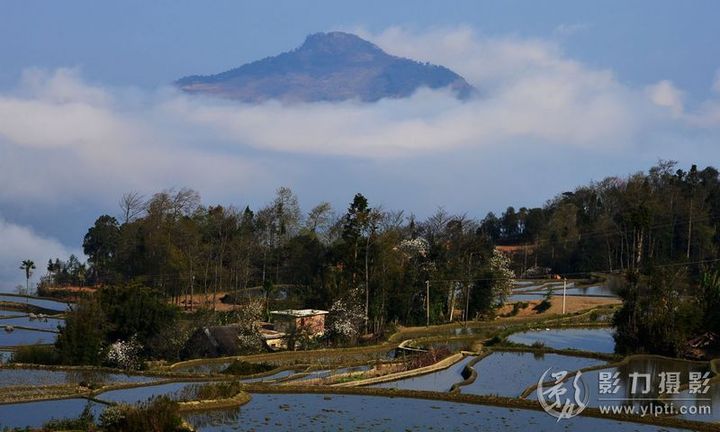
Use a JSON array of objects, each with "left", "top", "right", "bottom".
[
  {"left": 48, "top": 188, "right": 516, "bottom": 331},
  {"left": 482, "top": 161, "right": 720, "bottom": 273},
  {"left": 41, "top": 161, "right": 720, "bottom": 359}
]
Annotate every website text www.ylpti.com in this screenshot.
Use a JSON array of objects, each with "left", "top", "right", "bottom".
[{"left": 598, "top": 402, "right": 711, "bottom": 417}]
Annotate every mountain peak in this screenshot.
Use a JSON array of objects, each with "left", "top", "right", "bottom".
[
  {"left": 176, "top": 32, "right": 475, "bottom": 103},
  {"left": 298, "top": 31, "right": 383, "bottom": 55}
]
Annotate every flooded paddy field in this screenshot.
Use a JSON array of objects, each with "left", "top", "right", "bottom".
[
  {"left": 507, "top": 287, "right": 617, "bottom": 303},
  {"left": 0, "top": 398, "right": 103, "bottom": 430},
  {"left": 462, "top": 351, "right": 604, "bottom": 397},
  {"left": 0, "top": 328, "right": 57, "bottom": 346},
  {"left": 510, "top": 282, "right": 566, "bottom": 293},
  {"left": 0, "top": 293, "right": 706, "bottom": 431},
  {"left": 507, "top": 327, "right": 616, "bottom": 353},
  {"left": 545, "top": 285, "right": 618, "bottom": 297},
  {"left": 0, "top": 367, "right": 162, "bottom": 387},
  {"left": 0, "top": 294, "right": 72, "bottom": 312},
  {"left": 0, "top": 314, "right": 64, "bottom": 331},
  {"left": 184, "top": 392, "right": 691, "bottom": 432}
]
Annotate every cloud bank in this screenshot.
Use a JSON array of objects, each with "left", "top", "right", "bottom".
[
  {"left": 1, "top": 26, "right": 719, "bottom": 290},
  {"left": 0, "top": 216, "right": 81, "bottom": 291}
]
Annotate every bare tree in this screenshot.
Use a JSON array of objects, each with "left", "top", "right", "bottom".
[
  {"left": 305, "top": 202, "right": 334, "bottom": 241},
  {"left": 119, "top": 192, "right": 145, "bottom": 224},
  {"left": 171, "top": 187, "right": 201, "bottom": 217}
]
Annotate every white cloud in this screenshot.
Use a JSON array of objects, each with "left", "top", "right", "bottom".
[
  {"left": 0, "top": 68, "right": 266, "bottom": 205},
  {"left": 713, "top": 69, "right": 720, "bottom": 94},
  {"left": 19, "top": 68, "right": 112, "bottom": 106},
  {"left": 0, "top": 216, "right": 81, "bottom": 292},
  {"left": 646, "top": 80, "right": 685, "bottom": 116},
  {"left": 643, "top": 75, "right": 720, "bottom": 126}
]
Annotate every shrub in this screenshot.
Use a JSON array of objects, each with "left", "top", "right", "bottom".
[
  {"left": 55, "top": 296, "right": 107, "bottom": 365},
  {"left": 11, "top": 344, "right": 60, "bottom": 365},
  {"left": 502, "top": 301, "right": 530, "bottom": 317},
  {"left": 484, "top": 335, "right": 503, "bottom": 346},
  {"left": 533, "top": 291, "right": 552, "bottom": 314},
  {"left": 43, "top": 403, "right": 96, "bottom": 431},
  {"left": 179, "top": 381, "right": 243, "bottom": 401},
  {"left": 533, "top": 299, "right": 552, "bottom": 313},
  {"left": 99, "top": 396, "right": 190, "bottom": 432}
]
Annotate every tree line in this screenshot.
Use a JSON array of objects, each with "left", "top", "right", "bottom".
[
  {"left": 479, "top": 161, "right": 720, "bottom": 276},
  {"left": 56, "top": 187, "right": 513, "bottom": 332},
  {"left": 41, "top": 161, "right": 720, "bottom": 356}
]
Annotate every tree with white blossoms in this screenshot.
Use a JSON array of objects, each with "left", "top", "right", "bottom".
[
  {"left": 327, "top": 286, "right": 365, "bottom": 344},
  {"left": 397, "top": 237, "right": 429, "bottom": 259},
  {"left": 467, "top": 250, "right": 515, "bottom": 318},
  {"left": 106, "top": 336, "right": 143, "bottom": 370},
  {"left": 228, "top": 299, "right": 266, "bottom": 353},
  {"left": 489, "top": 249, "right": 515, "bottom": 304}
]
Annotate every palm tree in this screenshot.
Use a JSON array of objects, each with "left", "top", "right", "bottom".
[{"left": 20, "top": 260, "right": 36, "bottom": 302}]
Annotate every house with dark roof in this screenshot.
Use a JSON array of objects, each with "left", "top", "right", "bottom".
[{"left": 182, "top": 324, "right": 259, "bottom": 358}]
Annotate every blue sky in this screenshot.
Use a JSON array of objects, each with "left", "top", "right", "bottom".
[
  {"left": 2, "top": 1, "right": 719, "bottom": 98},
  {"left": 1, "top": 1, "right": 719, "bottom": 290}
]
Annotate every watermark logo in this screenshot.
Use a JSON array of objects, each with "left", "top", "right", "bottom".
[
  {"left": 536, "top": 368, "right": 713, "bottom": 420},
  {"left": 536, "top": 368, "right": 588, "bottom": 420}
]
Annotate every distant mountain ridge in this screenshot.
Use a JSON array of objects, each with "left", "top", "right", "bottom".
[{"left": 176, "top": 31, "right": 475, "bottom": 102}]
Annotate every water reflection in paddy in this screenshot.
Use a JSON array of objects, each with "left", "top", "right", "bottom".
[
  {"left": 184, "top": 393, "right": 690, "bottom": 432},
  {"left": 370, "top": 356, "right": 475, "bottom": 392},
  {"left": 507, "top": 327, "right": 616, "bottom": 353},
  {"left": 95, "top": 381, "right": 206, "bottom": 404},
  {"left": 507, "top": 289, "right": 617, "bottom": 303},
  {"left": 0, "top": 314, "right": 64, "bottom": 331},
  {"left": 0, "top": 294, "right": 72, "bottom": 312},
  {"left": 463, "top": 352, "right": 603, "bottom": 397},
  {"left": 0, "top": 328, "right": 57, "bottom": 346},
  {"left": 0, "top": 367, "right": 162, "bottom": 387},
  {"left": 240, "top": 369, "right": 301, "bottom": 383},
  {"left": 547, "top": 285, "right": 618, "bottom": 297},
  {"left": 0, "top": 398, "right": 103, "bottom": 429}
]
